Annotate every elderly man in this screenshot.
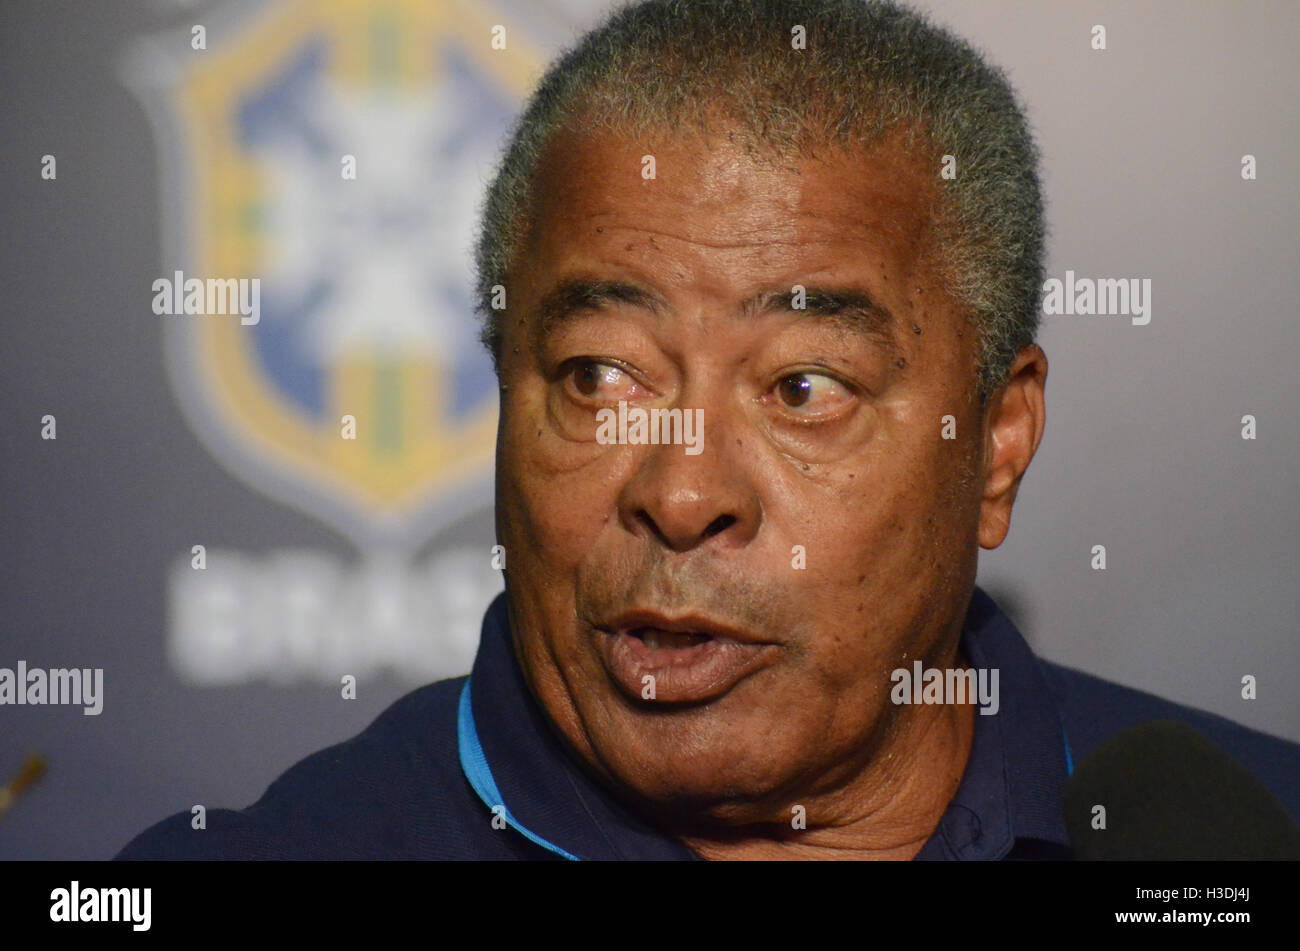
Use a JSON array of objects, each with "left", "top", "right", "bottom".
[{"left": 118, "top": 0, "right": 1300, "bottom": 861}]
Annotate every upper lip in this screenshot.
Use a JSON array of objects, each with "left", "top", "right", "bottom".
[{"left": 601, "top": 609, "right": 769, "bottom": 645}]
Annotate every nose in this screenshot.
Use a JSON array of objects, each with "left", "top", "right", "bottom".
[{"left": 615, "top": 408, "right": 761, "bottom": 553}]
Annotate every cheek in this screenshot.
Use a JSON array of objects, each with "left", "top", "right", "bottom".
[
  {"left": 497, "top": 388, "right": 627, "bottom": 575},
  {"left": 779, "top": 448, "right": 941, "bottom": 586},
  {"left": 774, "top": 425, "right": 976, "bottom": 661}
]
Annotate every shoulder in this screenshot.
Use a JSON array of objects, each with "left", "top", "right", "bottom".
[
  {"left": 115, "top": 677, "right": 532, "bottom": 860},
  {"left": 1040, "top": 659, "right": 1300, "bottom": 821}
]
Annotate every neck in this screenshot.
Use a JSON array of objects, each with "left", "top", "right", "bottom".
[{"left": 674, "top": 660, "right": 977, "bottom": 860}]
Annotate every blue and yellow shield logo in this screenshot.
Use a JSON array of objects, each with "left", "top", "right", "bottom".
[{"left": 126, "top": 0, "right": 546, "bottom": 549}]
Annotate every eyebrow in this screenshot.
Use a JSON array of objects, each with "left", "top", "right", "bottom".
[
  {"left": 534, "top": 277, "right": 897, "bottom": 344},
  {"left": 746, "top": 286, "right": 895, "bottom": 342},
  {"left": 535, "top": 278, "right": 669, "bottom": 335}
]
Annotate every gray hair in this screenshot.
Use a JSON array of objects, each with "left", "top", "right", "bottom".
[{"left": 473, "top": 0, "right": 1045, "bottom": 399}]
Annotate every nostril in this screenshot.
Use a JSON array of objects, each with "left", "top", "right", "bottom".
[
  {"left": 633, "top": 510, "right": 739, "bottom": 548},
  {"left": 636, "top": 510, "right": 672, "bottom": 547},
  {"left": 702, "top": 515, "right": 736, "bottom": 538}
]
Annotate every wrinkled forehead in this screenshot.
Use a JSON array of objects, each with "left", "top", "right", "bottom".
[
  {"left": 506, "top": 118, "right": 959, "bottom": 360},
  {"left": 524, "top": 115, "right": 940, "bottom": 254}
]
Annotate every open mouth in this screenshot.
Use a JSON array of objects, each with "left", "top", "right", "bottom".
[
  {"left": 594, "top": 615, "right": 779, "bottom": 704},
  {"left": 629, "top": 627, "right": 713, "bottom": 650}
]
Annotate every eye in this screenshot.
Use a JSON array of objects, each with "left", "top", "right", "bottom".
[
  {"left": 566, "top": 359, "right": 638, "bottom": 401},
  {"left": 771, "top": 372, "right": 854, "bottom": 416}
]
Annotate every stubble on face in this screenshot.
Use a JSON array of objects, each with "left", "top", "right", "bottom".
[{"left": 492, "top": 116, "right": 989, "bottom": 855}]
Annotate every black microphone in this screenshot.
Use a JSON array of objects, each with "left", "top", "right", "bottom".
[{"left": 1064, "top": 719, "right": 1300, "bottom": 859}]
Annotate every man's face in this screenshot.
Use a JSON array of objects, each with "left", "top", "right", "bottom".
[{"left": 493, "top": 121, "right": 997, "bottom": 822}]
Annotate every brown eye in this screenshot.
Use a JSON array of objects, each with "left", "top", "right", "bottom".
[
  {"left": 778, "top": 375, "right": 814, "bottom": 407},
  {"left": 768, "top": 371, "right": 854, "bottom": 418},
  {"left": 568, "top": 360, "right": 628, "bottom": 399},
  {"left": 574, "top": 362, "right": 602, "bottom": 396}
]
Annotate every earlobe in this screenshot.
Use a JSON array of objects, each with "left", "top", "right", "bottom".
[{"left": 977, "top": 346, "right": 1047, "bottom": 549}]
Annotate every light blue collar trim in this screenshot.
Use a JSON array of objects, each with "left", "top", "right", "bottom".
[{"left": 457, "top": 678, "right": 581, "bottom": 861}]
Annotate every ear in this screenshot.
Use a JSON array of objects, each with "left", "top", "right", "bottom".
[{"left": 978, "top": 345, "right": 1047, "bottom": 549}]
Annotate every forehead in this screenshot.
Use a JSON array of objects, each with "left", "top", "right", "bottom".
[{"left": 517, "top": 120, "right": 945, "bottom": 311}]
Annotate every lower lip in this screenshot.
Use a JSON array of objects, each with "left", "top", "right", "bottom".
[{"left": 597, "top": 629, "right": 778, "bottom": 704}]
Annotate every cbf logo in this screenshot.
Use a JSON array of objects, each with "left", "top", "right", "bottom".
[{"left": 120, "top": 0, "right": 558, "bottom": 685}]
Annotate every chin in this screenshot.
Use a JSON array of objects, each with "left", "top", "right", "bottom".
[{"left": 593, "top": 712, "right": 802, "bottom": 810}]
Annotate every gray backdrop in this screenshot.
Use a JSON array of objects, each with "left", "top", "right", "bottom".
[{"left": 1, "top": 0, "right": 1296, "bottom": 860}]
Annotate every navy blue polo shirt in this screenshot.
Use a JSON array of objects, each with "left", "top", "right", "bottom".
[{"left": 116, "top": 586, "right": 1300, "bottom": 860}]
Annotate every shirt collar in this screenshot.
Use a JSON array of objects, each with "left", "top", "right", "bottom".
[
  {"left": 459, "top": 585, "right": 1071, "bottom": 860},
  {"left": 912, "top": 586, "right": 1072, "bottom": 859},
  {"left": 461, "top": 592, "right": 694, "bottom": 859}
]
